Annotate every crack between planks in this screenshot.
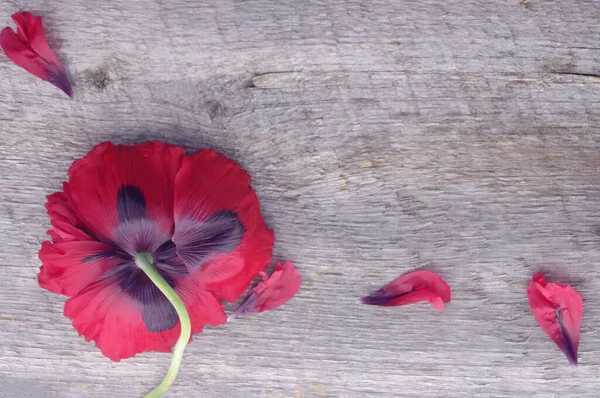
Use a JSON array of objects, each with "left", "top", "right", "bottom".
[{"left": 550, "top": 71, "right": 600, "bottom": 79}]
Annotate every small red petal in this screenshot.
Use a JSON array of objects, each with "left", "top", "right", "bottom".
[
  {"left": 360, "top": 270, "right": 451, "bottom": 311},
  {"left": 0, "top": 12, "right": 73, "bottom": 97},
  {"left": 230, "top": 261, "right": 301, "bottom": 318},
  {"left": 527, "top": 273, "right": 583, "bottom": 365}
]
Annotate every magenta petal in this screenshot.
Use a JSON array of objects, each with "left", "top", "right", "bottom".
[
  {"left": 360, "top": 270, "right": 451, "bottom": 311},
  {"left": 528, "top": 273, "right": 583, "bottom": 365},
  {"left": 229, "top": 261, "right": 301, "bottom": 319},
  {"left": 0, "top": 12, "right": 73, "bottom": 97}
]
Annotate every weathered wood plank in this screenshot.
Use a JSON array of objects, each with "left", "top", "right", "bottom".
[{"left": 1, "top": 1, "right": 599, "bottom": 397}]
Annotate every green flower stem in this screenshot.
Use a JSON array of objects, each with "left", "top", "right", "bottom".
[{"left": 135, "top": 252, "right": 191, "bottom": 398}]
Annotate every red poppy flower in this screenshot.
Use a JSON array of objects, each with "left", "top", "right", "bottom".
[
  {"left": 360, "top": 270, "right": 451, "bottom": 311},
  {"left": 38, "top": 142, "right": 274, "bottom": 361},
  {"left": 229, "top": 261, "right": 301, "bottom": 319},
  {"left": 527, "top": 273, "right": 583, "bottom": 365},
  {"left": 1, "top": 11, "right": 73, "bottom": 97}
]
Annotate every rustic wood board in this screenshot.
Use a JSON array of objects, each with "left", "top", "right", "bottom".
[{"left": 1, "top": 1, "right": 599, "bottom": 397}]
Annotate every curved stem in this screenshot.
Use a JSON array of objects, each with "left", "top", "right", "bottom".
[{"left": 135, "top": 252, "right": 192, "bottom": 398}]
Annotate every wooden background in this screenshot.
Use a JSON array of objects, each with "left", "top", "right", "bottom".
[{"left": 1, "top": 1, "right": 599, "bottom": 397}]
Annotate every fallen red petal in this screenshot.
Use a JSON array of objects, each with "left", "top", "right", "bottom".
[
  {"left": 527, "top": 273, "right": 583, "bottom": 365},
  {"left": 230, "top": 261, "right": 301, "bottom": 319},
  {"left": 0, "top": 11, "right": 73, "bottom": 97},
  {"left": 360, "top": 270, "right": 451, "bottom": 311}
]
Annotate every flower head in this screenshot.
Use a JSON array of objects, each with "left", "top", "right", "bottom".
[
  {"left": 360, "top": 270, "right": 451, "bottom": 311},
  {"left": 527, "top": 273, "right": 583, "bottom": 365},
  {"left": 1, "top": 11, "right": 73, "bottom": 97},
  {"left": 38, "top": 142, "right": 274, "bottom": 361}
]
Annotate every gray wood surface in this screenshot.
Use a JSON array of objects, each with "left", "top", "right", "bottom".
[{"left": 1, "top": 1, "right": 600, "bottom": 397}]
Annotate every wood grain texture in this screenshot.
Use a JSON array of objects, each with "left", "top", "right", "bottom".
[{"left": 1, "top": 0, "right": 600, "bottom": 397}]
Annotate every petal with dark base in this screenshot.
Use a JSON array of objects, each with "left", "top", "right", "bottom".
[
  {"left": 38, "top": 240, "right": 122, "bottom": 296},
  {"left": 117, "top": 185, "right": 148, "bottom": 222},
  {"left": 360, "top": 270, "right": 451, "bottom": 311},
  {"left": 64, "top": 273, "right": 227, "bottom": 361},
  {"left": 361, "top": 289, "right": 447, "bottom": 311},
  {"left": 174, "top": 211, "right": 245, "bottom": 274},
  {"left": 527, "top": 273, "right": 583, "bottom": 365},
  {"left": 142, "top": 297, "right": 179, "bottom": 333},
  {"left": 114, "top": 261, "right": 179, "bottom": 332},
  {"left": 153, "top": 240, "right": 189, "bottom": 276},
  {"left": 0, "top": 12, "right": 73, "bottom": 97},
  {"left": 65, "top": 278, "right": 177, "bottom": 361},
  {"left": 231, "top": 261, "right": 301, "bottom": 318},
  {"left": 67, "top": 142, "right": 184, "bottom": 243},
  {"left": 174, "top": 149, "right": 274, "bottom": 301}
]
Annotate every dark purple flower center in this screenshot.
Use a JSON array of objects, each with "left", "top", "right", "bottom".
[{"left": 86, "top": 184, "right": 244, "bottom": 332}]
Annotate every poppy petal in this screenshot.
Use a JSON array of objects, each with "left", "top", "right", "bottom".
[
  {"left": 527, "top": 273, "right": 583, "bottom": 365},
  {"left": 173, "top": 211, "right": 245, "bottom": 274},
  {"left": 64, "top": 274, "right": 226, "bottom": 361},
  {"left": 45, "top": 188, "right": 94, "bottom": 243},
  {"left": 360, "top": 270, "right": 451, "bottom": 311},
  {"left": 66, "top": 142, "right": 185, "bottom": 245},
  {"left": 173, "top": 149, "right": 274, "bottom": 302},
  {"left": 0, "top": 12, "right": 73, "bottom": 97},
  {"left": 177, "top": 272, "right": 228, "bottom": 335},
  {"left": 38, "top": 240, "right": 122, "bottom": 296},
  {"left": 230, "top": 261, "right": 301, "bottom": 318},
  {"left": 364, "top": 289, "right": 447, "bottom": 311}
]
